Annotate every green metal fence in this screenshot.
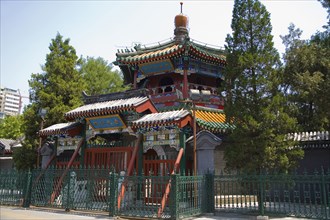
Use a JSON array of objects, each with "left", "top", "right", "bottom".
[
  {"left": 214, "top": 170, "right": 330, "bottom": 219},
  {"left": 117, "top": 173, "right": 171, "bottom": 218},
  {"left": 30, "top": 167, "right": 117, "bottom": 214},
  {"left": 0, "top": 169, "right": 29, "bottom": 206},
  {"left": 116, "top": 173, "right": 206, "bottom": 219},
  {"left": 1, "top": 168, "right": 329, "bottom": 219},
  {"left": 175, "top": 175, "right": 206, "bottom": 218}
]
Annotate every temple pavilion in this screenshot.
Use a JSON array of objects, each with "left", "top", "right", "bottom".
[{"left": 38, "top": 3, "right": 232, "bottom": 178}]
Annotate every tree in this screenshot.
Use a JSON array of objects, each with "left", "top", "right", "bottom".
[
  {"left": 29, "top": 33, "right": 85, "bottom": 127},
  {"left": 14, "top": 33, "right": 85, "bottom": 170},
  {"left": 280, "top": 0, "right": 330, "bottom": 132},
  {"left": 12, "top": 144, "right": 37, "bottom": 171},
  {"left": 318, "top": 0, "right": 330, "bottom": 27},
  {"left": 0, "top": 115, "right": 24, "bottom": 139},
  {"left": 11, "top": 105, "right": 40, "bottom": 170},
  {"left": 281, "top": 21, "right": 330, "bottom": 131},
  {"left": 224, "top": 0, "right": 303, "bottom": 173},
  {"left": 80, "top": 57, "right": 127, "bottom": 95},
  {"left": 312, "top": 1, "right": 330, "bottom": 48}
]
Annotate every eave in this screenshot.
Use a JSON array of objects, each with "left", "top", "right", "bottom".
[
  {"left": 194, "top": 108, "right": 233, "bottom": 133},
  {"left": 132, "top": 109, "right": 192, "bottom": 129},
  {"left": 38, "top": 122, "right": 83, "bottom": 137},
  {"left": 65, "top": 96, "right": 157, "bottom": 121}
]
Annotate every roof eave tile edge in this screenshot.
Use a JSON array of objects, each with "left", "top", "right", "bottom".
[
  {"left": 116, "top": 40, "right": 176, "bottom": 57},
  {"left": 117, "top": 46, "right": 184, "bottom": 65},
  {"left": 39, "top": 130, "right": 68, "bottom": 137},
  {"left": 189, "top": 44, "right": 226, "bottom": 64},
  {"left": 196, "top": 119, "right": 230, "bottom": 133},
  {"left": 65, "top": 107, "right": 134, "bottom": 121}
]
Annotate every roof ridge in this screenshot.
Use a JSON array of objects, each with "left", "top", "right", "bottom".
[
  {"left": 83, "top": 89, "right": 149, "bottom": 104},
  {"left": 190, "top": 41, "right": 226, "bottom": 55},
  {"left": 135, "top": 39, "right": 176, "bottom": 52},
  {"left": 116, "top": 41, "right": 177, "bottom": 57},
  {"left": 194, "top": 106, "right": 224, "bottom": 113}
]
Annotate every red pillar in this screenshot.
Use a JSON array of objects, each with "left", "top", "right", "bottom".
[
  {"left": 182, "top": 57, "right": 189, "bottom": 99},
  {"left": 133, "top": 70, "right": 138, "bottom": 89},
  {"left": 183, "top": 67, "right": 188, "bottom": 99}
]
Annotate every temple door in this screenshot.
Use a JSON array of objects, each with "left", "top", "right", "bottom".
[
  {"left": 143, "top": 149, "right": 163, "bottom": 204},
  {"left": 143, "top": 149, "right": 159, "bottom": 175}
]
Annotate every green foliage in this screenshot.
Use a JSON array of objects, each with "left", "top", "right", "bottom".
[
  {"left": 17, "top": 33, "right": 85, "bottom": 169},
  {"left": 11, "top": 105, "right": 40, "bottom": 170},
  {"left": 80, "top": 57, "right": 127, "bottom": 95},
  {"left": 28, "top": 32, "right": 85, "bottom": 127},
  {"left": 0, "top": 115, "right": 24, "bottom": 139},
  {"left": 281, "top": 24, "right": 330, "bottom": 131},
  {"left": 224, "top": 0, "right": 303, "bottom": 173},
  {"left": 21, "top": 104, "right": 40, "bottom": 145},
  {"left": 29, "top": 33, "right": 85, "bottom": 127},
  {"left": 12, "top": 142, "right": 37, "bottom": 171},
  {"left": 318, "top": 0, "right": 330, "bottom": 27}
]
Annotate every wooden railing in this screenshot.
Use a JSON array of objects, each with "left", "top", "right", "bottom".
[
  {"left": 148, "top": 83, "right": 225, "bottom": 105},
  {"left": 188, "top": 83, "right": 219, "bottom": 95},
  {"left": 149, "top": 83, "right": 221, "bottom": 96}
]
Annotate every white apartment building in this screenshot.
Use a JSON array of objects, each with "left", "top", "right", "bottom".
[{"left": 0, "top": 87, "right": 22, "bottom": 118}]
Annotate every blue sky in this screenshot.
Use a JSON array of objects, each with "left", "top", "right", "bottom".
[{"left": 0, "top": 1, "right": 328, "bottom": 107}]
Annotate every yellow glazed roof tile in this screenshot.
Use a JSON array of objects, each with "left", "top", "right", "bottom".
[
  {"left": 194, "top": 109, "right": 233, "bottom": 132},
  {"left": 195, "top": 110, "right": 226, "bottom": 123}
]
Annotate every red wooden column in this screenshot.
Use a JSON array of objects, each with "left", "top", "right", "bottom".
[
  {"left": 182, "top": 54, "right": 189, "bottom": 99},
  {"left": 182, "top": 68, "right": 188, "bottom": 99},
  {"left": 133, "top": 70, "right": 138, "bottom": 89}
]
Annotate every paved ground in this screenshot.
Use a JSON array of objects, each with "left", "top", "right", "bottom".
[
  {"left": 0, "top": 206, "right": 113, "bottom": 220},
  {"left": 184, "top": 213, "right": 313, "bottom": 220},
  {"left": 0, "top": 206, "right": 313, "bottom": 220}
]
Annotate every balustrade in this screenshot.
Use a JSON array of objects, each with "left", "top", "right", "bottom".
[{"left": 148, "top": 83, "right": 225, "bottom": 105}]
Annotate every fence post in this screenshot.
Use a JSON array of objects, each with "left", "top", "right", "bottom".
[
  {"left": 321, "top": 168, "right": 329, "bottom": 220},
  {"left": 259, "top": 173, "right": 265, "bottom": 216},
  {"left": 204, "top": 172, "right": 215, "bottom": 213},
  {"left": 109, "top": 171, "right": 118, "bottom": 217},
  {"left": 170, "top": 174, "right": 179, "bottom": 220},
  {"left": 66, "top": 171, "right": 76, "bottom": 211},
  {"left": 23, "top": 169, "right": 32, "bottom": 208}
]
